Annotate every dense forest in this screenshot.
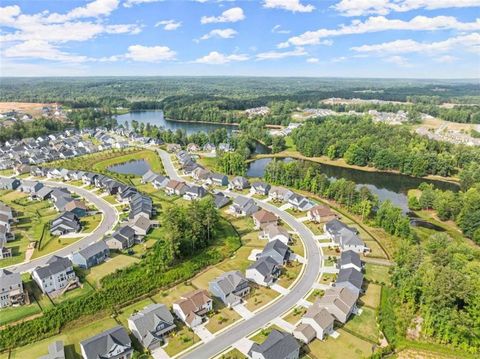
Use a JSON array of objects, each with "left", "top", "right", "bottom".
[{"left": 291, "top": 115, "right": 480, "bottom": 177}]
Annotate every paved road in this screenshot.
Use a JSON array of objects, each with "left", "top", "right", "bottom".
[
  {"left": 157, "top": 148, "right": 182, "bottom": 181},
  {"left": 4, "top": 179, "right": 118, "bottom": 274},
  {"left": 157, "top": 149, "right": 323, "bottom": 359}
]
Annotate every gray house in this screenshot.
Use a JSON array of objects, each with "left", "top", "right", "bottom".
[
  {"left": 71, "top": 241, "right": 109, "bottom": 269},
  {"left": 128, "top": 304, "right": 176, "bottom": 350},
  {"left": 80, "top": 326, "right": 133, "bottom": 359},
  {"left": 246, "top": 256, "right": 281, "bottom": 287},
  {"left": 248, "top": 329, "right": 300, "bottom": 359},
  {"left": 0, "top": 178, "right": 20, "bottom": 190},
  {"left": 50, "top": 212, "right": 81, "bottom": 236},
  {"left": 334, "top": 267, "right": 364, "bottom": 297},
  {"left": 258, "top": 239, "right": 291, "bottom": 265},
  {"left": 0, "top": 269, "right": 26, "bottom": 308},
  {"left": 106, "top": 225, "right": 136, "bottom": 250},
  {"left": 229, "top": 196, "right": 258, "bottom": 217},
  {"left": 209, "top": 271, "right": 250, "bottom": 307}
]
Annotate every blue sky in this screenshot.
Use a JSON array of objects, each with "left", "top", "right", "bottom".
[{"left": 1, "top": 0, "right": 479, "bottom": 78}]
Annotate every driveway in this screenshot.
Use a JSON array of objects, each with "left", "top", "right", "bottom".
[
  {"left": 4, "top": 178, "right": 118, "bottom": 274},
  {"left": 151, "top": 347, "right": 170, "bottom": 359},
  {"left": 271, "top": 283, "right": 291, "bottom": 295},
  {"left": 233, "top": 303, "right": 254, "bottom": 320},
  {"left": 232, "top": 338, "right": 254, "bottom": 356},
  {"left": 194, "top": 324, "right": 215, "bottom": 343}
]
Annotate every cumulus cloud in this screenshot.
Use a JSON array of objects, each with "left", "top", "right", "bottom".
[
  {"left": 333, "top": 0, "right": 480, "bottom": 17},
  {"left": 124, "top": 0, "right": 163, "bottom": 8},
  {"left": 351, "top": 33, "right": 480, "bottom": 54},
  {"left": 256, "top": 47, "right": 307, "bottom": 60},
  {"left": 3, "top": 40, "right": 88, "bottom": 62},
  {"left": 280, "top": 15, "right": 480, "bottom": 47},
  {"left": 306, "top": 57, "right": 319, "bottom": 63},
  {"left": 272, "top": 25, "right": 291, "bottom": 34},
  {"left": 263, "top": 0, "right": 315, "bottom": 13},
  {"left": 194, "top": 51, "right": 249, "bottom": 64},
  {"left": 155, "top": 19, "right": 182, "bottom": 30},
  {"left": 45, "top": 0, "right": 119, "bottom": 22},
  {"left": 201, "top": 7, "right": 245, "bottom": 24},
  {"left": 199, "top": 28, "right": 237, "bottom": 40},
  {"left": 384, "top": 55, "right": 412, "bottom": 67},
  {"left": 125, "top": 44, "right": 176, "bottom": 62}
]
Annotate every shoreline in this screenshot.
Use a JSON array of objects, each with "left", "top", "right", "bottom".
[{"left": 249, "top": 151, "right": 461, "bottom": 186}]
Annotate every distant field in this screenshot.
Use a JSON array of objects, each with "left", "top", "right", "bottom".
[{"left": 0, "top": 102, "right": 51, "bottom": 117}]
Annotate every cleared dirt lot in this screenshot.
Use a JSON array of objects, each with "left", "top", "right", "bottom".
[{"left": 0, "top": 102, "right": 52, "bottom": 117}]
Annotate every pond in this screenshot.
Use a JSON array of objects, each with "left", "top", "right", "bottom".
[
  {"left": 108, "top": 159, "right": 150, "bottom": 176},
  {"left": 247, "top": 157, "right": 459, "bottom": 212},
  {"left": 116, "top": 110, "right": 237, "bottom": 135}
]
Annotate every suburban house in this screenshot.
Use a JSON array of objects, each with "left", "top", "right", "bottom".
[
  {"left": 128, "top": 303, "right": 176, "bottom": 350},
  {"left": 324, "top": 219, "right": 368, "bottom": 253},
  {"left": 33, "top": 186, "right": 53, "bottom": 200},
  {"left": 173, "top": 289, "right": 213, "bottom": 328},
  {"left": 229, "top": 196, "right": 258, "bottom": 217},
  {"left": 252, "top": 209, "right": 278, "bottom": 229},
  {"left": 106, "top": 225, "right": 136, "bottom": 250},
  {"left": 71, "top": 241, "right": 110, "bottom": 269},
  {"left": 0, "top": 178, "right": 20, "bottom": 190},
  {"left": 209, "top": 271, "right": 250, "bottom": 307},
  {"left": 38, "top": 341, "right": 65, "bottom": 359},
  {"left": 246, "top": 256, "right": 281, "bottom": 287},
  {"left": 250, "top": 182, "right": 271, "bottom": 196},
  {"left": 192, "top": 167, "right": 211, "bottom": 182},
  {"left": 334, "top": 267, "right": 364, "bottom": 297},
  {"left": 268, "top": 186, "right": 293, "bottom": 203},
  {"left": 258, "top": 239, "right": 291, "bottom": 265},
  {"left": 228, "top": 176, "right": 250, "bottom": 190},
  {"left": 50, "top": 212, "right": 81, "bottom": 236},
  {"left": 130, "top": 215, "right": 152, "bottom": 237},
  {"left": 0, "top": 203, "right": 13, "bottom": 221},
  {"left": 80, "top": 326, "right": 133, "bottom": 359},
  {"left": 260, "top": 224, "right": 290, "bottom": 245},
  {"left": 288, "top": 194, "right": 314, "bottom": 212},
  {"left": 248, "top": 329, "right": 300, "bottom": 359},
  {"left": 32, "top": 256, "right": 78, "bottom": 295},
  {"left": 64, "top": 199, "right": 88, "bottom": 217},
  {"left": 165, "top": 179, "right": 187, "bottom": 196},
  {"left": 0, "top": 269, "right": 26, "bottom": 308},
  {"left": 293, "top": 304, "right": 335, "bottom": 343},
  {"left": 141, "top": 170, "right": 158, "bottom": 184},
  {"left": 152, "top": 175, "right": 169, "bottom": 189},
  {"left": 183, "top": 185, "right": 207, "bottom": 201},
  {"left": 19, "top": 180, "right": 43, "bottom": 194},
  {"left": 207, "top": 173, "right": 228, "bottom": 186},
  {"left": 338, "top": 250, "right": 363, "bottom": 272},
  {"left": 213, "top": 192, "right": 230, "bottom": 209},
  {"left": 307, "top": 205, "right": 337, "bottom": 223},
  {"left": 315, "top": 287, "right": 358, "bottom": 324}
]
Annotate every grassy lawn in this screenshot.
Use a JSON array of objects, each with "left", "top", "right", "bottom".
[
  {"left": 80, "top": 213, "right": 102, "bottom": 233},
  {"left": 277, "top": 261, "right": 302, "bottom": 288},
  {"left": 220, "top": 348, "right": 247, "bottom": 359},
  {"left": 116, "top": 297, "right": 155, "bottom": 327},
  {"left": 359, "top": 283, "right": 381, "bottom": 309},
  {"left": 191, "top": 266, "right": 225, "bottom": 290},
  {"left": 0, "top": 302, "right": 42, "bottom": 327},
  {"left": 304, "top": 221, "right": 325, "bottom": 235},
  {"left": 307, "top": 289, "right": 324, "bottom": 303},
  {"left": 249, "top": 324, "right": 284, "bottom": 343},
  {"left": 364, "top": 263, "right": 391, "bottom": 285},
  {"left": 164, "top": 321, "right": 200, "bottom": 357},
  {"left": 151, "top": 283, "right": 197, "bottom": 307},
  {"left": 7, "top": 316, "right": 120, "bottom": 359},
  {"left": 364, "top": 240, "right": 388, "bottom": 259},
  {"left": 343, "top": 306, "right": 379, "bottom": 343},
  {"left": 322, "top": 246, "right": 341, "bottom": 257},
  {"left": 319, "top": 273, "right": 336, "bottom": 284},
  {"left": 102, "top": 194, "right": 118, "bottom": 204},
  {"left": 130, "top": 238, "right": 157, "bottom": 258},
  {"left": 85, "top": 254, "right": 140, "bottom": 288},
  {"left": 245, "top": 285, "right": 279, "bottom": 312},
  {"left": 306, "top": 329, "right": 373, "bottom": 359},
  {"left": 205, "top": 299, "right": 241, "bottom": 333},
  {"left": 282, "top": 306, "right": 307, "bottom": 325},
  {"left": 31, "top": 235, "right": 83, "bottom": 260},
  {"left": 285, "top": 208, "right": 306, "bottom": 218},
  {"left": 52, "top": 281, "right": 95, "bottom": 305},
  {"left": 289, "top": 234, "right": 305, "bottom": 257}
]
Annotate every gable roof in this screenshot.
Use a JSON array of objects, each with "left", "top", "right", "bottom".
[
  {"left": 210, "top": 271, "right": 246, "bottom": 296},
  {"left": 252, "top": 209, "right": 277, "bottom": 224},
  {"left": 336, "top": 267, "right": 364, "bottom": 290},
  {"left": 80, "top": 326, "right": 131, "bottom": 359},
  {"left": 129, "top": 304, "right": 175, "bottom": 347},
  {"left": 76, "top": 241, "right": 109, "bottom": 261},
  {"left": 0, "top": 268, "right": 21, "bottom": 293},
  {"left": 339, "top": 250, "right": 362, "bottom": 269},
  {"left": 249, "top": 329, "right": 299, "bottom": 359},
  {"left": 33, "top": 256, "right": 72, "bottom": 280}
]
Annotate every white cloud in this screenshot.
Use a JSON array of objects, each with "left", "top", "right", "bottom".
[
  {"left": 256, "top": 47, "right": 307, "bottom": 60},
  {"left": 46, "top": 0, "right": 119, "bottom": 22},
  {"left": 263, "top": 0, "right": 315, "bottom": 13},
  {"left": 0, "top": 5, "right": 21, "bottom": 24},
  {"left": 155, "top": 19, "right": 182, "bottom": 30},
  {"left": 333, "top": 0, "right": 480, "bottom": 17},
  {"left": 435, "top": 55, "right": 459, "bottom": 63},
  {"left": 306, "top": 57, "right": 319, "bottom": 63},
  {"left": 332, "top": 56, "right": 347, "bottom": 62},
  {"left": 201, "top": 7, "right": 245, "bottom": 24},
  {"left": 124, "top": 0, "right": 163, "bottom": 8},
  {"left": 194, "top": 51, "right": 249, "bottom": 64},
  {"left": 272, "top": 25, "right": 290, "bottom": 34},
  {"left": 384, "top": 55, "right": 412, "bottom": 67},
  {"left": 199, "top": 28, "right": 237, "bottom": 40},
  {"left": 351, "top": 33, "right": 480, "bottom": 54},
  {"left": 3, "top": 40, "right": 88, "bottom": 62},
  {"left": 125, "top": 44, "right": 176, "bottom": 62},
  {"left": 281, "top": 15, "right": 480, "bottom": 47}
]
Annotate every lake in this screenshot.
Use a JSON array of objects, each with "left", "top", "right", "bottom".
[
  {"left": 116, "top": 110, "right": 237, "bottom": 135},
  {"left": 247, "top": 157, "right": 459, "bottom": 212},
  {"left": 108, "top": 159, "right": 150, "bottom": 176}
]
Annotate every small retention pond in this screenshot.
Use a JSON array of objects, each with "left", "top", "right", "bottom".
[{"left": 108, "top": 159, "right": 150, "bottom": 176}]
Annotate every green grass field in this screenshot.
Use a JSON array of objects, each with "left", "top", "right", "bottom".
[
  {"left": 205, "top": 299, "right": 242, "bottom": 333},
  {"left": 364, "top": 263, "right": 391, "bottom": 285},
  {"left": 306, "top": 329, "right": 373, "bottom": 359},
  {"left": 85, "top": 254, "right": 140, "bottom": 288},
  {"left": 343, "top": 307, "right": 379, "bottom": 343}
]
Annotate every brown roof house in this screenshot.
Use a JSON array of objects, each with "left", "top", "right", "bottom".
[
  {"left": 260, "top": 224, "right": 290, "bottom": 245},
  {"left": 293, "top": 303, "right": 335, "bottom": 343},
  {"left": 252, "top": 209, "right": 278, "bottom": 230},
  {"left": 307, "top": 205, "right": 336, "bottom": 223},
  {"left": 173, "top": 289, "right": 213, "bottom": 328},
  {"left": 315, "top": 287, "right": 358, "bottom": 324}
]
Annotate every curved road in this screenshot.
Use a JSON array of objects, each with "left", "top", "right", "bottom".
[
  {"left": 156, "top": 149, "right": 323, "bottom": 359},
  {"left": 4, "top": 179, "right": 118, "bottom": 274}
]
